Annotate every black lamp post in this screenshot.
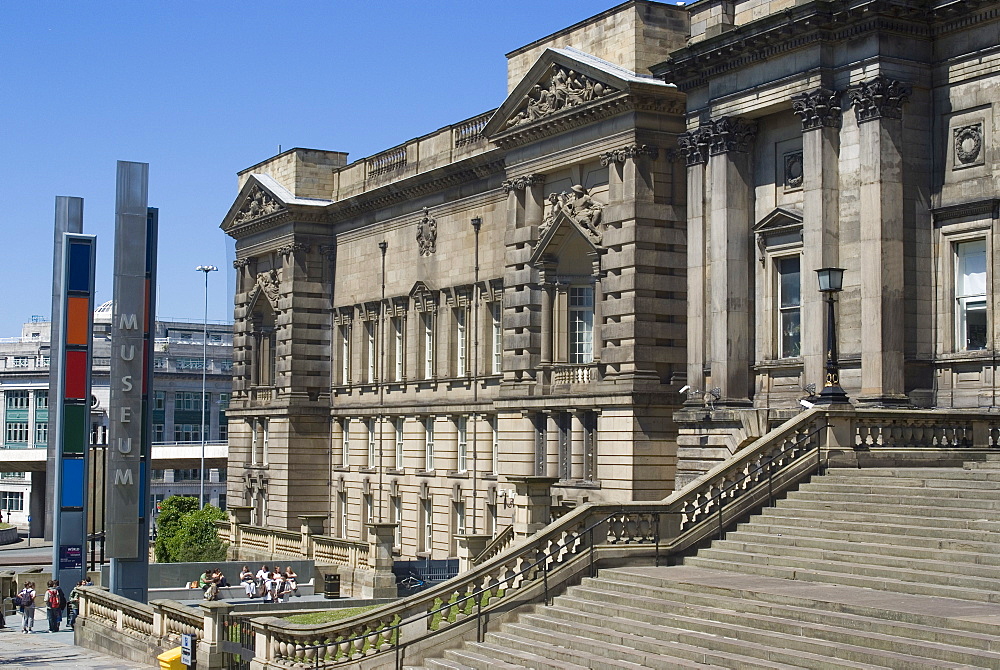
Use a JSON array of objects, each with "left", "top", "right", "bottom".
[{"left": 815, "top": 267, "right": 849, "bottom": 405}]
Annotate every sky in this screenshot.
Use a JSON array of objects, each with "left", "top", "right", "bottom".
[{"left": 1, "top": 0, "right": 685, "bottom": 336}]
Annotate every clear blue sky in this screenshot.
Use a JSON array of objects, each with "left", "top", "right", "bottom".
[{"left": 2, "top": 0, "right": 684, "bottom": 335}]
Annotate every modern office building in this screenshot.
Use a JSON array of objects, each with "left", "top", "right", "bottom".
[{"left": 0, "top": 305, "right": 233, "bottom": 530}]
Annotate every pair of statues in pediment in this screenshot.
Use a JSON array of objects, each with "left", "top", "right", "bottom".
[
  {"left": 506, "top": 66, "right": 611, "bottom": 129},
  {"left": 541, "top": 185, "right": 604, "bottom": 242}
]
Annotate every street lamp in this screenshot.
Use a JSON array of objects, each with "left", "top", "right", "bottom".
[
  {"left": 815, "top": 267, "right": 849, "bottom": 405},
  {"left": 196, "top": 265, "right": 218, "bottom": 508}
]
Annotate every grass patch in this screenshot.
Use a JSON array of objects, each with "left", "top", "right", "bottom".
[
  {"left": 283, "top": 605, "right": 380, "bottom": 625},
  {"left": 0, "top": 523, "right": 12, "bottom": 530}
]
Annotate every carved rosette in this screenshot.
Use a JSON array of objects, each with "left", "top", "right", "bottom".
[
  {"left": 707, "top": 117, "right": 757, "bottom": 155},
  {"left": 233, "top": 185, "right": 282, "bottom": 225},
  {"left": 677, "top": 127, "right": 712, "bottom": 166},
  {"left": 784, "top": 151, "right": 804, "bottom": 190},
  {"left": 502, "top": 174, "right": 544, "bottom": 194},
  {"left": 791, "top": 88, "right": 842, "bottom": 131},
  {"left": 504, "top": 65, "right": 618, "bottom": 130},
  {"left": 416, "top": 208, "right": 437, "bottom": 257},
  {"left": 847, "top": 76, "right": 911, "bottom": 123},
  {"left": 599, "top": 144, "right": 659, "bottom": 166},
  {"left": 954, "top": 124, "right": 983, "bottom": 166}
]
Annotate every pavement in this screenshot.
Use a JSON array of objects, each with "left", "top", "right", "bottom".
[{"left": 0, "top": 611, "right": 152, "bottom": 668}]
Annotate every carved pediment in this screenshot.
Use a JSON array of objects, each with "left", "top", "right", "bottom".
[
  {"left": 502, "top": 64, "right": 619, "bottom": 131},
  {"left": 247, "top": 268, "right": 281, "bottom": 312},
  {"left": 529, "top": 186, "right": 605, "bottom": 266},
  {"left": 233, "top": 184, "right": 285, "bottom": 226},
  {"left": 754, "top": 206, "right": 803, "bottom": 235}
]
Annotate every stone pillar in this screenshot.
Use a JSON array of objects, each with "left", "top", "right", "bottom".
[
  {"left": 539, "top": 265, "right": 555, "bottom": 366},
  {"left": 29, "top": 470, "right": 45, "bottom": 538},
  {"left": 197, "top": 601, "right": 233, "bottom": 670},
  {"left": 848, "top": 76, "right": 911, "bottom": 405},
  {"left": 363, "top": 522, "right": 398, "bottom": 598},
  {"left": 678, "top": 127, "right": 711, "bottom": 397},
  {"left": 793, "top": 88, "right": 843, "bottom": 392},
  {"left": 545, "top": 412, "right": 560, "bottom": 478},
  {"left": 706, "top": 117, "right": 756, "bottom": 404},
  {"left": 570, "top": 411, "right": 586, "bottom": 480},
  {"left": 589, "top": 252, "right": 605, "bottom": 362},
  {"left": 506, "top": 476, "right": 558, "bottom": 539},
  {"left": 299, "top": 514, "right": 326, "bottom": 558},
  {"left": 524, "top": 176, "right": 545, "bottom": 226},
  {"left": 455, "top": 533, "right": 493, "bottom": 572}
]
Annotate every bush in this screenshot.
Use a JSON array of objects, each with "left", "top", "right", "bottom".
[{"left": 154, "top": 496, "right": 228, "bottom": 563}]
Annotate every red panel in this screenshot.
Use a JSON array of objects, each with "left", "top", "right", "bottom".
[{"left": 65, "top": 350, "right": 88, "bottom": 399}]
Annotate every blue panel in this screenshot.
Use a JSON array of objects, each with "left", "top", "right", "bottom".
[
  {"left": 67, "top": 241, "right": 92, "bottom": 293},
  {"left": 61, "top": 458, "right": 85, "bottom": 508}
]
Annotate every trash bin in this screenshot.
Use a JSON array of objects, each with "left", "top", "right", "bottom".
[
  {"left": 324, "top": 573, "right": 341, "bottom": 599},
  {"left": 156, "top": 647, "right": 184, "bottom": 670}
]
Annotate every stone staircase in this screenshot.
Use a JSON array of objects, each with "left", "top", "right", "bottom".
[{"left": 411, "top": 460, "right": 1000, "bottom": 669}]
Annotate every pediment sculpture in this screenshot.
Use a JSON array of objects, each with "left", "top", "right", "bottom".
[
  {"left": 233, "top": 185, "right": 282, "bottom": 225},
  {"left": 505, "top": 65, "right": 616, "bottom": 129},
  {"left": 255, "top": 269, "right": 281, "bottom": 305},
  {"left": 416, "top": 208, "right": 437, "bottom": 257},
  {"left": 540, "top": 185, "right": 605, "bottom": 243}
]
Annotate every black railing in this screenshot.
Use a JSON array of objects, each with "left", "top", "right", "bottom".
[{"left": 221, "top": 614, "right": 254, "bottom": 670}]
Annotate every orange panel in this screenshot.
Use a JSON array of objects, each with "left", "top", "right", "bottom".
[{"left": 66, "top": 296, "right": 90, "bottom": 345}]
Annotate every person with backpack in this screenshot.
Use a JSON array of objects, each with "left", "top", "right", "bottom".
[
  {"left": 44, "top": 580, "right": 66, "bottom": 632},
  {"left": 68, "top": 580, "right": 85, "bottom": 630},
  {"left": 17, "top": 581, "right": 36, "bottom": 633}
]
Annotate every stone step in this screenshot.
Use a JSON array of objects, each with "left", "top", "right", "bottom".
[
  {"left": 763, "top": 500, "right": 1000, "bottom": 529},
  {"left": 423, "top": 660, "right": 477, "bottom": 670},
  {"left": 787, "top": 485, "right": 1000, "bottom": 509},
  {"left": 965, "top": 461, "right": 1000, "bottom": 470},
  {"left": 542, "top": 587, "right": 1000, "bottom": 668},
  {"left": 440, "top": 647, "right": 529, "bottom": 670},
  {"left": 565, "top": 577, "right": 1000, "bottom": 652},
  {"left": 725, "top": 528, "right": 1000, "bottom": 566},
  {"left": 683, "top": 555, "right": 1000, "bottom": 604},
  {"left": 476, "top": 631, "right": 630, "bottom": 670},
  {"left": 710, "top": 536, "right": 1000, "bottom": 578},
  {"left": 507, "top": 614, "right": 873, "bottom": 670},
  {"left": 808, "top": 473, "right": 1000, "bottom": 489},
  {"left": 692, "top": 545, "right": 1000, "bottom": 592},
  {"left": 823, "top": 468, "right": 1000, "bottom": 482},
  {"left": 748, "top": 510, "right": 1000, "bottom": 541}
]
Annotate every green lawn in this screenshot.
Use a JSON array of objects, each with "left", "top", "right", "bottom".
[
  {"left": 283, "top": 605, "right": 381, "bottom": 625},
  {"left": 0, "top": 522, "right": 12, "bottom": 530}
]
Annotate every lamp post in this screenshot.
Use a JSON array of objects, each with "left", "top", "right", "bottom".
[
  {"left": 815, "top": 267, "right": 849, "bottom": 405},
  {"left": 196, "top": 264, "right": 218, "bottom": 508}
]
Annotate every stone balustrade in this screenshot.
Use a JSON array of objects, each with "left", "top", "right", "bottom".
[
  {"left": 551, "top": 363, "right": 596, "bottom": 385},
  {"left": 366, "top": 146, "right": 407, "bottom": 178},
  {"left": 453, "top": 111, "right": 492, "bottom": 147}
]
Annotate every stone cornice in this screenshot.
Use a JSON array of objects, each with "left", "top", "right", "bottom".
[
  {"left": 931, "top": 198, "right": 1000, "bottom": 223},
  {"left": 652, "top": 1, "right": 973, "bottom": 92}
]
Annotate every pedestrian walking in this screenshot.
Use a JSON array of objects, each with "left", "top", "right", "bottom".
[{"left": 17, "top": 581, "right": 36, "bottom": 633}]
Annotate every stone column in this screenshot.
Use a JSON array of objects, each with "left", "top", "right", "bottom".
[
  {"left": 505, "top": 476, "right": 558, "bottom": 539},
  {"left": 793, "top": 88, "right": 843, "bottom": 392},
  {"left": 524, "top": 175, "right": 545, "bottom": 226},
  {"left": 299, "top": 514, "right": 326, "bottom": 558},
  {"left": 848, "top": 76, "right": 911, "bottom": 405},
  {"left": 545, "top": 412, "right": 560, "bottom": 478},
  {"left": 570, "top": 411, "right": 586, "bottom": 480},
  {"left": 678, "top": 127, "right": 711, "bottom": 397},
  {"left": 197, "top": 601, "right": 234, "bottom": 670},
  {"left": 706, "top": 117, "right": 757, "bottom": 404},
  {"left": 538, "top": 261, "right": 555, "bottom": 366},
  {"left": 455, "top": 533, "right": 493, "bottom": 572},
  {"left": 589, "top": 251, "right": 605, "bottom": 362},
  {"left": 29, "top": 470, "right": 45, "bottom": 538}
]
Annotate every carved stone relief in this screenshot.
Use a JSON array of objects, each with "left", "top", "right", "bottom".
[
  {"left": 954, "top": 123, "right": 983, "bottom": 168},
  {"left": 791, "top": 88, "right": 842, "bottom": 131},
  {"left": 677, "top": 127, "right": 712, "bottom": 166},
  {"left": 502, "top": 174, "right": 544, "bottom": 194},
  {"left": 505, "top": 65, "right": 618, "bottom": 129},
  {"left": 847, "top": 76, "right": 911, "bottom": 123},
  {"left": 599, "top": 144, "right": 659, "bottom": 166},
  {"left": 707, "top": 117, "right": 757, "bottom": 155},
  {"left": 784, "top": 151, "right": 804, "bottom": 190},
  {"left": 539, "top": 185, "right": 605, "bottom": 243},
  {"left": 233, "top": 185, "right": 282, "bottom": 225},
  {"left": 255, "top": 269, "right": 281, "bottom": 305},
  {"left": 416, "top": 208, "right": 437, "bottom": 257}
]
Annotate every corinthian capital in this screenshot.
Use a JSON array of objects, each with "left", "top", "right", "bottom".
[
  {"left": 599, "top": 144, "right": 659, "bottom": 166},
  {"left": 707, "top": 117, "right": 757, "bottom": 155},
  {"left": 676, "top": 127, "right": 712, "bottom": 166},
  {"left": 847, "top": 76, "right": 911, "bottom": 123},
  {"left": 501, "top": 174, "right": 544, "bottom": 194},
  {"left": 791, "top": 88, "right": 842, "bottom": 131}
]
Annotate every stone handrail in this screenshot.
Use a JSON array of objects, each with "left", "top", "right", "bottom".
[
  {"left": 367, "top": 146, "right": 407, "bottom": 178},
  {"left": 472, "top": 524, "right": 513, "bottom": 566},
  {"left": 221, "top": 520, "right": 370, "bottom": 570},
  {"left": 551, "top": 363, "right": 596, "bottom": 385},
  {"left": 313, "top": 535, "right": 370, "bottom": 568},
  {"left": 453, "top": 111, "right": 492, "bottom": 147}
]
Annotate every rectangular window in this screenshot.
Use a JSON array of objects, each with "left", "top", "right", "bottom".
[
  {"left": 340, "top": 325, "right": 351, "bottom": 385},
  {"left": 777, "top": 256, "right": 802, "bottom": 358},
  {"left": 34, "top": 422, "right": 47, "bottom": 445},
  {"left": 218, "top": 393, "right": 230, "bottom": 409},
  {"left": 0, "top": 472, "right": 25, "bottom": 480},
  {"left": 421, "top": 497, "right": 433, "bottom": 554},
  {"left": 338, "top": 491, "right": 348, "bottom": 537},
  {"left": 391, "top": 495, "right": 402, "bottom": 547},
  {"left": 342, "top": 419, "right": 351, "bottom": 467},
  {"left": 491, "top": 416, "right": 499, "bottom": 475},
  {"left": 219, "top": 359, "right": 234, "bottom": 372},
  {"left": 367, "top": 418, "right": 376, "bottom": 468},
  {"left": 12, "top": 357, "right": 30, "bottom": 368},
  {"left": 219, "top": 422, "right": 228, "bottom": 442},
  {"left": 6, "top": 391, "right": 29, "bottom": 409},
  {"left": 491, "top": 302, "right": 502, "bottom": 375},
  {"left": 154, "top": 357, "right": 168, "bottom": 370},
  {"left": 153, "top": 391, "right": 165, "bottom": 411},
  {"left": 423, "top": 312, "right": 434, "bottom": 379},
  {"left": 393, "top": 316, "right": 404, "bottom": 381},
  {"left": 152, "top": 423, "right": 164, "bottom": 442},
  {"left": 5, "top": 422, "right": 28, "bottom": 444},
  {"left": 0, "top": 491, "right": 24, "bottom": 511},
  {"left": 151, "top": 469, "right": 165, "bottom": 481},
  {"left": 956, "top": 239, "right": 987, "bottom": 351},
  {"left": 394, "top": 417, "right": 404, "bottom": 469},
  {"left": 569, "top": 286, "right": 594, "bottom": 364},
  {"left": 366, "top": 321, "right": 376, "bottom": 383},
  {"left": 363, "top": 493, "right": 374, "bottom": 525},
  {"left": 455, "top": 308, "right": 467, "bottom": 377},
  {"left": 35, "top": 392, "right": 48, "bottom": 409},
  {"left": 176, "top": 358, "right": 205, "bottom": 370},
  {"left": 457, "top": 416, "right": 468, "bottom": 473},
  {"left": 425, "top": 417, "right": 435, "bottom": 471},
  {"left": 250, "top": 419, "right": 258, "bottom": 465},
  {"left": 261, "top": 418, "right": 269, "bottom": 465}
]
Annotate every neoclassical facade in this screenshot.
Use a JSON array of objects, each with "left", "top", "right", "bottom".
[
  {"left": 655, "top": 0, "right": 1000, "bottom": 484},
  {"left": 220, "top": 0, "right": 1000, "bottom": 560}
]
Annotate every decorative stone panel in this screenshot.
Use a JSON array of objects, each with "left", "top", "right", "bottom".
[{"left": 954, "top": 123, "right": 984, "bottom": 169}]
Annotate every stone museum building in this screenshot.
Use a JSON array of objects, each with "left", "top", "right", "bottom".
[{"left": 220, "top": 0, "right": 1000, "bottom": 561}]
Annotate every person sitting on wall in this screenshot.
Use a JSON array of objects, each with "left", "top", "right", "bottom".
[
  {"left": 199, "top": 568, "right": 219, "bottom": 601},
  {"left": 240, "top": 566, "right": 256, "bottom": 598},
  {"left": 214, "top": 568, "right": 229, "bottom": 588},
  {"left": 284, "top": 566, "right": 298, "bottom": 593}
]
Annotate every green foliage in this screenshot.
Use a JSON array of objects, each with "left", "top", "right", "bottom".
[
  {"left": 154, "top": 496, "right": 228, "bottom": 563},
  {"left": 283, "top": 605, "right": 381, "bottom": 625}
]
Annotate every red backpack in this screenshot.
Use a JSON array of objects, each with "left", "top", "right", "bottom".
[{"left": 46, "top": 588, "right": 60, "bottom": 609}]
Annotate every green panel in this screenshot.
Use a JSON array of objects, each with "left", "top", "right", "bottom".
[
  {"left": 151, "top": 410, "right": 165, "bottom": 421},
  {"left": 63, "top": 404, "right": 87, "bottom": 454},
  {"left": 174, "top": 411, "right": 204, "bottom": 423},
  {"left": 5, "top": 409, "right": 28, "bottom": 421},
  {"left": 35, "top": 408, "right": 49, "bottom": 421}
]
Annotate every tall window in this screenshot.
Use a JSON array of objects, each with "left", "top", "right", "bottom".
[
  {"left": 956, "top": 240, "right": 987, "bottom": 350},
  {"left": 363, "top": 493, "right": 374, "bottom": 525},
  {"left": 491, "top": 416, "right": 499, "bottom": 475},
  {"left": 0, "top": 491, "right": 24, "bottom": 511},
  {"left": 420, "top": 497, "right": 433, "bottom": 554},
  {"left": 5, "top": 423, "right": 28, "bottom": 444},
  {"left": 366, "top": 321, "right": 376, "bottom": 383},
  {"left": 425, "top": 417, "right": 435, "bottom": 471},
  {"left": 35, "top": 392, "right": 48, "bottom": 409},
  {"left": 261, "top": 418, "right": 269, "bottom": 465},
  {"left": 6, "top": 391, "right": 28, "bottom": 409},
  {"left": 367, "top": 418, "right": 376, "bottom": 468},
  {"left": 422, "top": 312, "right": 434, "bottom": 379},
  {"left": 457, "top": 416, "right": 468, "bottom": 473},
  {"left": 391, "top": 495, "right": 402, "bottom": 547},
  {"left": 337, "top": 490, "right": 348, "bottom": 537},
  {"left": 153, "top": 391, "right": 164, "bottom": 411},
  {"left": 394, "top": 417, "right": 404, "bottom": 469},
  {"left": 342, "top": 418, "right": 351, "bottom": 468},
  {"left": 340, "top": 325, "right": 351, "bottom": 385},
  {"left": 250, "top": 419, "right": 258, "bottom": 465},
  {"left": 453, "top": 500, "right": 466, "bottom": 540},
  {"left": 455, "top": 307, "right": 467, "bottom": 377},
  {"left": 35, "top": 422, "right": 47, "bottom": 445},
  {"left": 569, "top": 286, "right": 594, "bottom": 364},
  {"left": 491, "top": 302, "right": 502, "bottom": 375},
  {"left": 392, "top": 316, "right": 404, "bottom": 381},
  {"left": 777, "top": 256, "right": 801, "bottom": 358}
]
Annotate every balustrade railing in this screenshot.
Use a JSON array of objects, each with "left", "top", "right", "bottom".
[
  {"left": 551, "top": 363, "right": 596, "bottom": 385},
  {"left": 367, "top": 146, "right": 407, "bottom": 178},
  {"left": 453, "top": 112, "right": 492, "bottom": 147},
  {"left": 472, "top": 524, "right": 514, "bottom": 566}
]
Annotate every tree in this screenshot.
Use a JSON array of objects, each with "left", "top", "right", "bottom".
[{"left": 154, "top": 495, "right": 228, "bottom": 563}]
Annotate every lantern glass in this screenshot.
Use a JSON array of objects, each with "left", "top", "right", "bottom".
[{"left": 816, "top": 267, "right": 845, "bottom": 293}]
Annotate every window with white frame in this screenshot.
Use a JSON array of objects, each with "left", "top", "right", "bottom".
[
  {"left": 338, "top": 490, "right": 347, "bottom": 537},
  {"left": 394, "top": 417, "right": 404, "bottom": 469},
  {"left": 173, "top": 424, "right": 201, "bottom": 442},
  {"left": 423, "top": 312, "right": 434, "bottom": 379},
  {"left": 153, "top": 423, "right": 164, "bottom": 443},
  {"left": 261, "top": 418, "right": 269, "bottom": 465},
  {"left": 5, "top": 422, "right": 28, "bottom": 444},
  {"left": 569, "top": 286, "right": 594, "bottom": 364},
  {"left": 35, "top": 422, "right": 47, "bottom": 445},
  {"left": 35, "top": 392, "right": 48, "bottom": 409},
  {"left": 777, "top": 256, "right": 802, "bottom": 358},
  {"left": 956, "top": 239, "right": 987, "bottom": 351},
  {"left": 153, "top": 391, "right": 164, "bottom": 411},
  {"left": 491, "top": 302, "right": 502, "bottom": 375},
  {"left": 456, "top": 416, "right": 468, "bottom": 473},
  {"left": 454, "top": 307, "right": 467, "bottom": 377},
  {"left": 0, "top": 491, "right": 24, "bottom": 511},
  {"left": 392, "top": 316, "right": 404, "bottom": 381},
  {"left": 491, "top": 416, "right": 499, "bottom": 474},
  {"left": 367, "top": 418, "right": 376, "bottom": 468},
  {"left": 391, "top": 495, "right": 402, "bottom": 547},
  {"left": 12, "top": 357, "right": 30, "bottom": 368},
  {"left": 340, "top": 325, "right": 351, "bottom": 385},
  {"left": 424, "top": 417, "right": 435, "bottom": 471},
  {"left": 250, "top": 419, "right": 258, "bottom": 465},
  {"left": 453, "top": 499, "right": 466, "bottom": 537},
  {"left": 6, "top": 391, "right": 28, "bottom": 409},
  {"left": 363, "top": 492, "right": 374, "bottom": 525},
  {"left": 342, "top": 418, "right": 351, "bottom": 467},
  {"left": 420, "top": 496, "right": 433, "bottom": 553},
  {"left": 366, "top": 321, "right": 376, "bottom": 383}
]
